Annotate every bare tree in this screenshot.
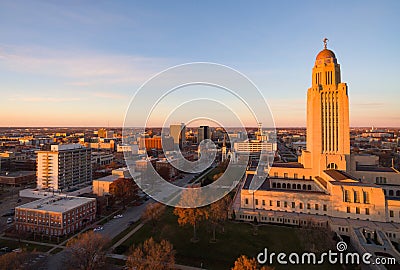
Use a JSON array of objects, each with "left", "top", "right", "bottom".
[
  {"left": 64, "top": 231, "right": 110, "bottom": 270},
  {"left": 126, "top": 237, "right": 175, "bottom": 270},
  {"left": 142, "top": 202, "right": 166, "bottom": 231},
  {"left": 173, "top": 188, "right": 209, "bottom": 242}
]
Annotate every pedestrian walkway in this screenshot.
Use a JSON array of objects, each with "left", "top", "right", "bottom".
[
  {"left": 111, "top": 222, "right": 144, "bottom": 250},
  {"left": 106, "top": 253, "right": 205, "bottom": 270}
]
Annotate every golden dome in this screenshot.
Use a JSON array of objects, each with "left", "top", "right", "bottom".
[{"left": 316, "top": 49, "right": 336, "bottom": 60}]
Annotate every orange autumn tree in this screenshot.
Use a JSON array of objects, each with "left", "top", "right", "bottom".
[
  {"left": 126, "top": 237, "right": 175, "bottom": 270},
  {"left": 232, "top": 255, "right": 275, "bottom": 270},
  {"left": 173, "top": 187, "right": 209, "bottom": 242},
  {"left": 142, "top": 202, "right": 166, "bottom": 231}
]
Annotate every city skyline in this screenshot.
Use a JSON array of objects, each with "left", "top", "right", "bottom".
[{"left": 0, "top": 1, "right": 399, "bottom": 127}]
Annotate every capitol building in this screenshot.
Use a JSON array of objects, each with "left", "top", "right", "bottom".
[{"left": 235, "top": 40, "right": 400, "bottom": 261}]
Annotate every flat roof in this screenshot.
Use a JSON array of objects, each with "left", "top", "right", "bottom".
[
  {"left": 0, "top": 171, "right": 35, "bottom": 177},
  {"left": 324, "top": 170, "right": 359, "bottom": 181},
  {"left": 94, "top": 175, "right": 119, "bottom": 182},
  {"left": 272, "top": 162, "right": 304, "bottom": 168},
  {"left": 356, "top": 165, "right": 397, "bottom": 173},
  {"left": 16, "top": 195, "right": 95, "bottom": 213}
]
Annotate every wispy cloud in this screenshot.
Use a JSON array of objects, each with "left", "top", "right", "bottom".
[
  {"left": 0, "top": 44, "right": 171, "bottom": 86},
  {"left": 92, "top": 92, "right": 128, "bottom": 99},
  {"left": 8, "top": 96, "right": 82, "bottom": 103}
]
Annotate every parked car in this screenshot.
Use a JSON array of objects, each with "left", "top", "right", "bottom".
[
  {"left": 17, "top": 198, "right": 22, "bottom": 203},
  {"left": 113, "top": 214, "right": 123, "bottom": 219},
  {"left": 93, "top": 226, "right": 104, "bottom": 232},
  {"left": 7, "top": 218, "right": 13, "bottom": 224},
  {"left": 12, "top": 248, "right": 22, "bottom": 253}
]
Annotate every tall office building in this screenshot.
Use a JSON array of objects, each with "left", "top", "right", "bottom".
[
  {"left": 36, "top": 144, "right": 92, "bottom": 191},
  {"left": 170, "top": 123, "right": 186, "bottom": 148},
  {"left": 198, "top": 125, "right": 211, "bottom": 143}
]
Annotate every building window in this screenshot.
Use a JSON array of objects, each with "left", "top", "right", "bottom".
[
  {"left": 315, "top": 204, "right": 319, "bottom": 211},
  {"left": 365, "top": 208, "right": 370, "bottom": 215},
  {"left": 299, "top": 203, "right": 303, "bottom": 209},
  {"left": 344, "top": 190, "right": 351, "bottom": 202},
  {"left": 245, "top": 198, "right": 249, "bottom": 204},
  {"left": 389, "top": 190, "right": 394, "bottom": 196},
  {"left": 390, "top": 210, "right": 394, "bottom": 218},
  {"left": 262, "top": 200, "right": 265, "bottom": 206},
  {"left": 284, "top": 173, "right": 288, "bottom": 179},
  {"left": 356, "top": 207, "right": 360, "bottom": 214},
  {"left": 347, "top": 207, "right": 351, "bottom": 213},
  {"left": 255, "top": 199, "right": 258, "bottom": 205},
  {"left": 363, "top": 191, "right": 370, "bottom": 204},
  {"left": 269, "top": 200, "right": 273, "bottom": 206},
  {"left": 323, "top": 205, "right": 327, "bottom": 211},
  {"left": 284, "top": 201, "right": 288, "bottom": 208},
  {"left": 307, "top": 185, "right": 312, "bottom": 191},
  {"left": 376, "top": 177, "right": 387, "bottom": 184},
  {"left": 291, "top": 202, "right": 295, "bottom": 208},
  {"left": 277, "top": 201, "right": 280, "bottom": 207},
  {"left": 354, "top": 191, "right": 360, "bottom": 203},
  {"left": 307, "top": 203, "right": 311, "bottom": 210},
  {"left": 294, "top": 173, "right": 298, "bottom": 179},
  {"left": 274, "top": 172, "right": 278, "bottom": 178}
]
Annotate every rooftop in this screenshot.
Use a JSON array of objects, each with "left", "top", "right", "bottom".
[
  {"left": 0, "top": 171, "right": 35, "bottom": 178},
  {"left": 16, "top": 195, "right": 95, "bottom": 213},
  {"left": 356, "top": 165, "right": 397, "bottom": 173}
]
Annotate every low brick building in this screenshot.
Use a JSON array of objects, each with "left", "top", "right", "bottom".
[{"left": 15, "top": 195, "right": 96, "bottom": 236}]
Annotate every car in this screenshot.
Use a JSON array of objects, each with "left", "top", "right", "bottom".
[
  {"left": 17, "top": 198, "right": 22, "bottom": 203},
  {"left": 7, "top": 218, "right": 13, "bottom": 224},
  {"left": 93, "top": 226, "right": 104, "bottom": 232},
  {"left": 0, "top": 247, "right": 10, "bottom": 253},
  {"left": 113, "top": 214, "right": 123, "bottom": 219},
  {"left": 12, "top": 248, "right": 22, "bottom": 253}
]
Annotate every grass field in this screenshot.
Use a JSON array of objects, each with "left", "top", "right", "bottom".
[{"left": 115, "top": 207, "right": 342, "bottom": 270}]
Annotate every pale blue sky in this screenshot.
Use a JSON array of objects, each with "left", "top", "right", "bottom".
[{"left": 0, "top": 1, "right": 399, "bottom": 127}]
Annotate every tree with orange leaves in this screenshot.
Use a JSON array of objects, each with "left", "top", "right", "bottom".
[
  {"left": 173, "top": 187, "right": 209, "bottom": 242},
  {"left": 232, "top": 255, "right": 275, "bottom": 270},
  {"left": 126, "top": 237, "right": 175, "bottom": 270}
]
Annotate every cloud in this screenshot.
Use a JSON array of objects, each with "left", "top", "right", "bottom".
[
  {"left": 8, "top": 96, "right": 82, "bottom": 103},
  {"left": 92, "top": 92, "right": 128, "bottom": 99},
  {"left": 0, "top": 44, "right": 171, "bottom": 86}
]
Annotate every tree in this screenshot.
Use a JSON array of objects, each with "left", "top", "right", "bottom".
[
  {"left": 64, "top": 231, "right": 110, "bottom": 270},
  {"left": 126, "top": 237, "right": 175, "bottom": 270},
  {"left": 0, "top": 251, "right": 28, "bottom": 270},
  {"left": 142, "top": 202, "right": 166, "bottom": 231},
  {"left": 208, "top": 195, "right": 232, "bottom": 242},
  {"left": 109, "top": 177, "right": 139, "bottom": 208},
  {"left": 232, "top": 255, "right": 275, "bottom": 270},
  {"left": 173, "top": 188, "right": 209, "bottom": 242}
]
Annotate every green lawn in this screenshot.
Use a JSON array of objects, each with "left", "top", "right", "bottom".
[{"left": 115, "top": 207, "right": 342, "bottom": 270}]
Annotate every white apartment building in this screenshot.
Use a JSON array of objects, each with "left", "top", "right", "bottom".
[{"left": 36, "top": 144, "right": 92, "bottom": 191}]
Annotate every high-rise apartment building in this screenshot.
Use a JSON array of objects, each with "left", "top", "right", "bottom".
[
  {"left": 170, "top": 123, "right": 186, "bottom": 148},
  {"left": 36, "top": 144, "right": 92, "bottom": 191},
  {"left": 198, "top": 125, "right": 211, "bottom": 143}
]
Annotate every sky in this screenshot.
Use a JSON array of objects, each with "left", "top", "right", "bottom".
[{"left": 0, "top": 1, "right": 399, "bottom": 127}]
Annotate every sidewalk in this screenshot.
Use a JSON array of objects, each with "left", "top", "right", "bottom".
[{"left": 106, "top": 253, "right": 205, "bottom": 270}]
